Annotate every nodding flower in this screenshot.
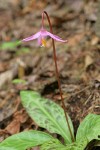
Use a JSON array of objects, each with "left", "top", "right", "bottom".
[
  {"left": 22, "top": 28, "right": 67, "bottom": 47},
  {"left": 21, "top": 11, "right": 74, "bottom": 143}
]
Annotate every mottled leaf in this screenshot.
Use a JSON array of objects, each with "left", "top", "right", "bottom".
[
  {"left": 0, "top": 130, "right": 54, "bottom": 150},
  {"left": 40, "top": 139, "right": 66, "bottom": 150},
  {"left": 20, "top": 91, "right": 74, "bottom": 144},
  {"left": 76, "top": 114, "right": 100, "bottom": 143},
  {"left": 0, "top": 146, "right": 16, "bottom": 150},
  {"left": 41, "top": 138, "right": 88, "bottom": 150}
]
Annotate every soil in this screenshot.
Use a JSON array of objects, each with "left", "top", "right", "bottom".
[{"left": 0, "top": 0, "right": 100, "bottom": 150}]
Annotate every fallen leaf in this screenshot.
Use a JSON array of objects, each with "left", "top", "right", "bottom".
[
  {"left": 84, "top": 55, "right": 94, "bottom": 69},
  {"left": 6, "top": 119, "right": 20, "bottom": 134}
]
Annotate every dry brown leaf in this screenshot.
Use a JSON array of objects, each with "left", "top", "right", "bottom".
[
  {"left": 6, "top": 119, "right": 20, "bottom": 134},
  {"left": 91, "top": 36, "right": 99, "bottom": 46},
  {"left": 68, "top": 33, "right": 84, "bottom": 46},
  {"left": 84, "top": 55, "right": 94, "bottom": 69},
  {"left": 14, "top": 109, "right": 29, "bottom": 123},
  {"left": 0, "top": 94, "right": 20, "bottom": 122},
  {"left": 0, "top": 63, "right": 18, "bottom": 89}
]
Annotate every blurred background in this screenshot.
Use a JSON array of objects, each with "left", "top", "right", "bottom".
[{"left": 0, "top": 0, "right": 100, "bottom": 148}]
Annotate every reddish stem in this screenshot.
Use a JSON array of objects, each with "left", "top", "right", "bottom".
[
  {"left": 42, "top": 12, "right": 44, "bottom": 28},
  {"left": 42, "top": 11, "right": 75, "bottom": 142}
]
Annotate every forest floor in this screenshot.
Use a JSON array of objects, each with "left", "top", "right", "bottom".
[{"left": 0, "top": 0, "right": 100, "bottom": 149}]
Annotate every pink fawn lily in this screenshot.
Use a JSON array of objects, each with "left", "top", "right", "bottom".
[{"left": 22, "top": 28, "right": 67, "bottom": 47}]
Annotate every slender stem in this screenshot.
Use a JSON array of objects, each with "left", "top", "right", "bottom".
[
  {"left": 42, "top": 12, "right": 44, "bottom": 28},
  {"left": 42, "top": 11, "right": 75, "bottom": 142}
]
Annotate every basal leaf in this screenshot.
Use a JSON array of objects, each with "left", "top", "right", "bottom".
[
  {"left": 40, "top": 139, "right": 66, "bottom": 150},
  {"left": 41, "top": 139, "right": 88, "bottom": 150},
  {"left": 0, "top": 130, "right": 54, "bottom": 150},
  {"left": 0, "top": 146, "right": 16, "bottom": 150},
  {"left": 20, "top": 91, "right": 74, "bottom": 144},
  {"left": 73, "top": 138, "right": 88, "bottom": 150},
  {"left": 76, "top": 114, "right": 100, "bottom": 143}
]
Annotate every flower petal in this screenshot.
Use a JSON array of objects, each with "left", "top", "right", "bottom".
[
  {"left": 46, "top": 31, "right": 67, "bottom": 42},
  {"left": 37, "top": 36, "right": 42, "bottom": 45},
  {"left": 22, "top": 31, "right": 41, "bottom": 42}
]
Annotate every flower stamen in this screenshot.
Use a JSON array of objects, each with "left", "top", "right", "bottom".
[{"left": 41, "top": 38, "right": 46, "bottom": 47}]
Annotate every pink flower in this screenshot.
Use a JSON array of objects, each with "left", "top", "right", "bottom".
[{"left": 22, "top": 28, "right": 67, "bottom": 47}]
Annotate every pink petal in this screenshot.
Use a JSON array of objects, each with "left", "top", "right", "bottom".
[
  {"left": 46, "top": 31, "right": 67, "bottom": 42},
  {"left": 22, "top": 31, "right": 41, "bottom": 42},
  {"left": 37, "top": 36, "right": 42, "bottom": 45}
]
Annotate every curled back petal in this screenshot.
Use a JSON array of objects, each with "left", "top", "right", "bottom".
[
  {"left": 46, "top": 31, "right": 68, "bottom": 42},
  {"left": 22, "top": 31, "right": 41, "bottom": 42}
]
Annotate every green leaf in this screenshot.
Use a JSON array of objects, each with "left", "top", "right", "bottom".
[
  {"left": 20, "top": 91, "right": 74, "bottom": 144},
  {"left": 0, "top": 41, "right": 21, "bottom": 50},
  {"left": 73, "top": 138, "right": 88, "bottom": 150},
  {"left": 41, "top": 139, "right": 88, "bottom": 150},
  {"left": 12, "top": 79, "right": 26, "bottom": 84},
  {"left": 76, "top": 114, "right": 100, "bottom": 143},
  {"left": 40, "top": 139, "right": 66, "bottom": 150},
  {"left": 0, "top": 130, "right": 54, "bottom": 150},
  {"left": 0, "top": 146, "right": 16, "bottom": 150}
]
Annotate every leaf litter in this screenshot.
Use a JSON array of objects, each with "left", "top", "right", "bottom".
[{"left": 0, "top": 0, "right": 100, "bottom": 149}]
